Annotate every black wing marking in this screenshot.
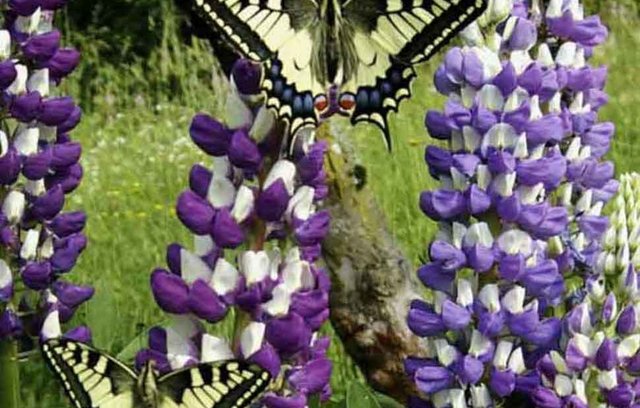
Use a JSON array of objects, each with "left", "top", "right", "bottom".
[
  {"left": 158, "top": 360, "right": 272, "bottom": 408},
  {"left": 41, "top": 338, "right": 137, "bottom": 408},
  {"left": 343, "top": 0, "right": 488, "bottom": 149}
]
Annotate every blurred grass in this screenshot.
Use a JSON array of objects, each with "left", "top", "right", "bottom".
[{"left": 18, "top": 2, "right": 640, "bottom": 406}]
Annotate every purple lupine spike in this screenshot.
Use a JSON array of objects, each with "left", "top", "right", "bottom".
[{"left": 139, "top": 59, "right": 332, "bottom": 404}]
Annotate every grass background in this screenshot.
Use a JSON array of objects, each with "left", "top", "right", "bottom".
[{"left": 17, "top": 1, "right": 640, "bottom": 406}]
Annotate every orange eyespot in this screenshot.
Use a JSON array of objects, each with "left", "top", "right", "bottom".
[
  {"left": 314, "top": 95, "right": 328, "bottom": 112},
  {"left": 339, "top": 94, "right": 356, "bottom": 111}
]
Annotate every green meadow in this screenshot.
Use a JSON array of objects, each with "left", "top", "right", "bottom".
[{"left": 18, "top": 1, "right": 640, "bottom": 406}]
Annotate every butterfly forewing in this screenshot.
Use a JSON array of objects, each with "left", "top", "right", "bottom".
[
  {"left": 158, "top": 360, "right": 272, "bottom": 408},
  {"left": 42, "top": 339, "right": 137, "bottom": 408}
]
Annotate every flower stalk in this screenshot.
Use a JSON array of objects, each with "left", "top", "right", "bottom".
[{"left": 0, "top": 336, "right": 19, "bottom": 408}]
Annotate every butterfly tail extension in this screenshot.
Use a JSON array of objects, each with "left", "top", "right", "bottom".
[{"left": 350, "top": 64, "right": 417, "bottom": 151}]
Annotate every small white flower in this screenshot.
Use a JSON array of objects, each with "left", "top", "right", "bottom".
[
  {"left": 0, "top": 30, "right": 10, "bottom": 59},
  {"left": 287, "top": 185, "right": 315, "bottom": 221},
  {"left": 8, "top": 64, "right": 28, "bottom": 95},
  {"left": 262, "top": 284, "right": 291, "bottom": 316},
  {"left": 225, "top": 90, "right": 253, "bottom": 129},
  {"left": 250, "top": 106, "right": 275, "bottom": 142},
  {"left": 0, "top": 260, "right": 12, "bottom": 289},
  {"left": 478, "top": 284, "right": 501, "bottom": 312},
  {"left": 41, "top": 309, "right": 62, "bottom": 340},
  {"left": 502, "top": 286, "right": 526, "bottom": 313},
  {"left": 231, "top": 185, "right": 254, "bottom": 223}
]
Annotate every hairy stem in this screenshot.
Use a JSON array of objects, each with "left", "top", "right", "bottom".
[
  {"left": 319, "top": 125, "right": 427, "bottom": 402},
  {"left": 0, "top": 336, "right": 20, "bottom": 408}
]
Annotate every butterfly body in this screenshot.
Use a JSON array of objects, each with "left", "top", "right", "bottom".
[
  {"left": 42, "top": 338, "right": 271, "bottom": 408},
  {"left": 190, "top": 0, "right": 488, "bottom": 147}
]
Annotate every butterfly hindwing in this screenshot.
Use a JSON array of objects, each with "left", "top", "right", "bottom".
[
  {"left": 42, "top": 338, "right": 137, "bottom": 408},
  {"left": 158, "top": 360, "right": 272, "bottom": 408},
  {"left": 342, "top": 0, "right": 488, "bottom": 147}
]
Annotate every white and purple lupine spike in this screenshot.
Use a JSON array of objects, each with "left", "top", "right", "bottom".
[
  {"left": 0, "top": 0, "right": 91, "bottom": 343},
  {"left": 408, "top": 0, "right": 615, "bottom": 406},
  {"left": 532, "top": 173, "right": 640, "bottom": 407},
  {"left": 141, "top": 59, "right": 332, "bottom": 407}
]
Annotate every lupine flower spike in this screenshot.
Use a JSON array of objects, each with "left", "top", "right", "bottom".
[
  {"left": 407, "top": 0, "right": 615, "bottom": 406},
  {"left": 0, "top": 0, "right": 91, "bottom": 347},
  {"left": 138, "top": 60, "right": 332, "bottom": 408}
]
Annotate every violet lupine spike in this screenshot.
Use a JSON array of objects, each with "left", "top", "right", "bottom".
[
  {"left": 0, "top": 0, "right": 92, "bottom": 344},
  {"left": 532, "top": 173, "right": 640, "bottom": 407},
  {"left": 139, "top": 59, "right": 332, "bottom": 407},
  {"left": 407, "top": 0, "right": 616, "bottom": 406}
]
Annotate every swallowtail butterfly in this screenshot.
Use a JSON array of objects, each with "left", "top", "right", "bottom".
[
  {"left": 188, "top": 0, "right": 488, "bottom": 148},
  {"left": 42, "top": 338, "right": 271, "bottom": 408}
]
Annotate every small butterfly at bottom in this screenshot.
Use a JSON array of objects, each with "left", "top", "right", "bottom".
[{"left": 42, "top": 338, "right": 271, "bottom": 408}]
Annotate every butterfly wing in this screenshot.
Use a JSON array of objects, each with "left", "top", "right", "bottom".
[
  {"left": 41, "top": 338, "right": 137, "bottom": 408},
  {"left": 188, "top": 0, "right": 322, "bottom": 137},
  {"left": 157, "top": 360, "right": 271, "bottom": 408},
  {"left": 342, "top": 0, "right": 488, "bottom": 148}
]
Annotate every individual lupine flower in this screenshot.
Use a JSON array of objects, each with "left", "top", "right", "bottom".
[
  {"left": 408, "top": 0, "right": 615, "bottom": 405},
  {"left": 139, "top": 59, "right": 331, "bottom": 407},
  {"left": 0, "top": 0, "right": 91, "bottom": 343}
]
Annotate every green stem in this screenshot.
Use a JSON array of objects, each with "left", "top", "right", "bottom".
[{"left": 0, "top": 337, "right": 20, "bottom": 408}]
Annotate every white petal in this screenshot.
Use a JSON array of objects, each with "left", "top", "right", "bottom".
[
  {"left": 449, "top": 388, "right": 466, "bottom": 408},
  {"left": 2, "top": 191, "right": 25, "bottom": 224},
  {"left": 0, "top": 260, "right": 11, "bottom": 288},
  {"left": 25, "top": 179, "right": 45, "bottom": 196},
  {"left": 463, "top": 222, "right": 494, "bottom": 247},
  {"left": 207, "top": 177, "right": 236, "bottom": 209},
  {"left": 550, "top": 351, "right": 569, "bottom": 374},
  {"left": 262, "top": 284, "right": 291, "bottom": 316},
  {"left": 477, "top": 84, "right": 504, "bottom": 111},
  {"left": 481, "top": 123, "right": 518, "bottom": 156},
  {"left": 476, "top": 165, "right": 492, "bottom": 190},
  {"left": 554, "top": 374, "right": 574, "bottom": 397},
  {"left": 193, "top": 235, "right": 214, "bottom": 256},
  {"left": 201, "top": 335, "right": 234, "bottom": 363},
  {"left": 0, "top": 131, "right": 7, "bottom": 157},
  {"left": 287, "top": 186, "right": 315, "bottom": 221},
  {"left": 240, "top": 251, "right": 270, "bottom": 285},
  {"left": 225, "top": 90, "right": 253, "bottom": 129},
  {"left": 27, "top": 69, "right": 49, "bottom": 96},
  {"left": 250, "top": 106, "right": 275, "bottom": 142},
  {"left": 210, "top": 258, "right": 240, "bottom": 295},
  {"left": 556, "top": 42, "right": 578, "bottom": 67},
  {"left": 240, "top": 322, "right": 265, "bottom": 358},
  {"left": 470, "top": 384, "right": 492, "bottom": 408},
  {"left": 264, "top": 160, "right": 296, "bottom": 194},
  {"left": 8, "top": 64, "right": 27, "bottom": 95},
  {"left": 180, "top": 249, "right": 212, "bottom": 284},
  {"left": 492, "top": 172, "right": 516, "bottom": 197},
  {"left": 618, "top": 334, "right": 640, "bottom": 359},
  {"left": 14, "top": 127, "right": 40, "bottom": 156},
  {"left": 508, "top": 347, "right": 526, "bottom": 374},
  {"left": 493, "top": 340, "right": 513, "bottom": 369},
  {"left": 40, "top": 236, "right": 54, "bottom": 259},
  {"left": 478, "top": 284, "right": 501, "bottom": 312},
  {"left": 456, "top": 279, "right": 474, "bottom": 307},
  {"left": 0, "top": 31, "right": 10, "bottom": 59},
  {"left": 537, "top": 43, "right": 555, "bottom": 67},
  {"left": 20, "top": 229, "right": 40, "bottom": 260},
  {"left": 468, "top": 330, "right": 492, "bottom": 357},
  {"left": 497, "top": 229, "right": 532, "bottom": 255},
  {"left": 598, "top": 369, "right": 618, "bottom": 390},
  {"left": 41, "top": 309, "right": 61, "bottom": 340},
  {"left": 434, "top": 339, "right": 458, "bottom": 367},
  {"left": 463, "top": 126, "right": 482, "bottom": 152},
  {"left": 231, "top": 185, "right": 254, "bottom": 223}
]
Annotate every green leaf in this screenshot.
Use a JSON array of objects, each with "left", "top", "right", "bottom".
[
  {"left": 116, "top": 327, "right": 152, "bottom": 362},
  {"left": 347, "top": 381, "right": 382, "bottom": 408},
  {"left": 375, "top": 392, "right": 405, "bottom": 408}
]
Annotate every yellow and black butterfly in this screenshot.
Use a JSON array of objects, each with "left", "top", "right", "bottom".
[
  {"left": 42, "top": 338, "right": 271, "bottom": 408},
  {"left": 187, "top": 0, "right": 488, "bottom": 148}
]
